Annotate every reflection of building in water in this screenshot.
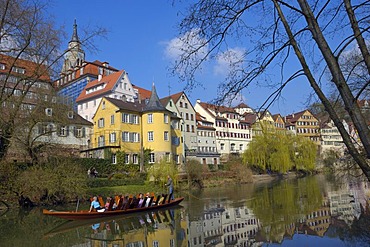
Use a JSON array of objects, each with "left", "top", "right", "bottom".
[
  {"left": 203, "top": 208, "right": 223, "bottom": 246},
  {"left": 222, "top": 206, "right": 261, "bottom": 246},
  {"left": 187, "top": 204, "right": 261, "bottom": 247},
  {"left": 89, "top": 209, "right": 187, "bottom": 247},
  {"left": 304, "top": 203, "right": 331, "bottom": 236},
  {"left": 187, "top": 207, "right": 224, "bottom": 246},
  {"left": 327, "top": 179, "right": 370, "bottom": 225}
]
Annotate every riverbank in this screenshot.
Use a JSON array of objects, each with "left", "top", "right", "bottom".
[{"left": 198, "top": 171, "right": 299, "bottom": 188}]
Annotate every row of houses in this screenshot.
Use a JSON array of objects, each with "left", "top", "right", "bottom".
[{"left": 1, "top": 22, "right": 367, "bottom": 165}]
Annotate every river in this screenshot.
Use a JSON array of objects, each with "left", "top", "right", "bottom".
[{"left": 0, "top": 174, "right": 369, "bottom": 246}]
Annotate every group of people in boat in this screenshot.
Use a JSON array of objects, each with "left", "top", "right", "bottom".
[
  {"left": 89, "top": 192, "right": 172, "bottom": 213},
  {"left": 89, "top": 175, "right": 175, "bottom": 213}
]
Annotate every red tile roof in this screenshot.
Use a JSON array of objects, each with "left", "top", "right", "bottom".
[
  {"left": 133, "top": 85, "right": 151, "bottom": 100},
  {"left": 76, "top": 70, "right": 124, "bottom": 102},
  {"left": 0, "top": 54, "right": 50, "bottom": 81}
]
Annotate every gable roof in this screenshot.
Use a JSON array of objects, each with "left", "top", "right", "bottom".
[
  {"left": 76, "top": 70, "right": 124, "bottom": 103},
  {"left": 133, "top": 84, "right": 151, "bottom": 101},
  {"left": 0, "top": 54, "right": 50, "bottom": 81}
]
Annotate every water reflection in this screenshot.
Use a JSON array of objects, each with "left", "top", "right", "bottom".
[
  {"left": 44, "top": 207, "right": 187, "bottom": 246},
  {"left": 0, "top": 175, "right": 369, "bottom": 246},
  {"left": 185, "top": 175, "right": 369, "bottom": 246}
]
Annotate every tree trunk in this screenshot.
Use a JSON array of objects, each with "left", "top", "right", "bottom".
[
  {"left": 297, "top": 0, "right": 370, "bottom": 159},
  {"left": 273, "top": 0, "right": 370, "bottom": 181}
]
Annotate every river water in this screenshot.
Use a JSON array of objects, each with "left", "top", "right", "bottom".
[{"left": 0, "top": 174, "right": 369, "bottom": 247}]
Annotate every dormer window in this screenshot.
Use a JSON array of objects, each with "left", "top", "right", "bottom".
[
  {"left": 0, "top": 63, "right": 5, "bottom": 70},
  {"left": 12, "top": 66, "right": 25, "bottom": 74},
  {"left": 68, "top": 111, "right": 74, "bottom": 119},
  {"left": 45, "top": 108, "right": 52, "bottom": 116}
]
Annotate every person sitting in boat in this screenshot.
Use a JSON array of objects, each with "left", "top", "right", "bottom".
[
  {"left": 157, "top": 194, "right": 165, "bottom": 205},
  {"left": 121, "top": 195, "right": 129, "bottom": 209},
  {"left": 145, "top": 192, "right": 151, "bottom": 207},
  {"left": 105, "top": 197, "right": 112, "bottom": 209},
  {"left": 137, "top": 193, "right": 145, "bottom": 208},
  {"left": 89, "top": 196, "right": 104, "bottom": 212}
]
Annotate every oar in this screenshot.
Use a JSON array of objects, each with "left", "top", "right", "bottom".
[{"left": 75, "top": 197, "right": 80, "bottom": 212}]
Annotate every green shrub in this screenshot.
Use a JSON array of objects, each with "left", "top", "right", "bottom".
[{"left": 87, "top": 177, "right": 145, "bottom": 188}]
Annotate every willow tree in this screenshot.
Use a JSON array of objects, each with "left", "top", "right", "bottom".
[
  {"left": 244, "top": 132, "right": 316, "bottom": 173},
  {"left": 173, "top": 0, "right": 370, "bottom": 180}
]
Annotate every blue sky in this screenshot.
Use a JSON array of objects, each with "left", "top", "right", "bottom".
[{"left": 49, "top": 0, "right": 316, "bottom": 116}]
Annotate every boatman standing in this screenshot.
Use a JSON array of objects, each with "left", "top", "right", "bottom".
[{"left": 165, "top": 175, "right": 174, "bottom": 201}]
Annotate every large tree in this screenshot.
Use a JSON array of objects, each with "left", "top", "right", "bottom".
[
  {"left": 0, "top": 0, "right": 105, "bottom": 161},
  {"left": 172, "top": 0, "right": 370, "bottom": 180}
]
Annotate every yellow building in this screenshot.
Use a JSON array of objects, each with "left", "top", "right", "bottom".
[
  {"left": 285, "top": 110, "right": 320, "bottom": 144},
  {"left": 243, "top": 110, "right": 276, "bottom": 136},
  {"left": 89, "top": 85, "right": 183, "bottom": 165}
]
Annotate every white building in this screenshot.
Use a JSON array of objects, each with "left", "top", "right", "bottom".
[
  {"left": 76, "top": 70, "right": 136, "bottom": 122},
  {"left": 320, "top": 119, "right": 346, "bottom": 155},
  {"left": 194, "top": 100, "right": 252, "bottom": 159}
]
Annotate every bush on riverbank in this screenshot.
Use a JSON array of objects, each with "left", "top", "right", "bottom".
[{"left": 0, "top": 158, "right": 88, "bottom": 207}]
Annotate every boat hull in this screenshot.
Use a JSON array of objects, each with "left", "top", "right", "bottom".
[{"left": 43, "top": 197, "right": 184, "bottom": 220}]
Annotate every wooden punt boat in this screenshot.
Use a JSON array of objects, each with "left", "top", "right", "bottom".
[
  {"left": 43, "top": 197, "right": 184, "bottom": 220},
  {"left": 44, "top": 207, "right": 181, "bottom": 238}
]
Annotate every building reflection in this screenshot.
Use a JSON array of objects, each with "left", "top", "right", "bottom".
[{"left": 75, "top": 179, "right": 368, "bottom": 247}]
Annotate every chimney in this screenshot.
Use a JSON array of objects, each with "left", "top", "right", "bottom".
[
  {"left": 102, "top": 61, "right": 109, "bottom": 68},
  {"left": 196, "top": 99, "right": 201, "bottom": 104},
  {"left": 98, "top": 74, "right": 102, "bottom": 81}
]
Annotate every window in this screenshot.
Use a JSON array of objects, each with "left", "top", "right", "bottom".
[
  {"left": 109, "top": 132, "right": 116, "bottom": 143},
  {"left": 45, "top": 108, "right": 52, "bottom": 116},
  {"left": 98, "top": 136, "right": 105, "bottom": 147},
  {"left": 132, "top": 115, "right": 139, "bottom": 124},
  {"left": 12, "top": 66, "right": 25, "bottom": 74},
  {"left": 111, "top": 115, "right": 115, "bottom": 125},
  {"left": 125, "top": 154, "right": 130, "bottom": 164},
  {"left": 84, "top": 102, "right": 88, "bottom": 109},
  {"left": 149, "top": 153, "right": 155, "bottom": 163},
  {"left": 0, "top": 63, "right": 5, "bottom": 70},
  {"left": 164, "top": 131, "right": 169, "bottom": 141},
  {"left": 165, "top": 152, "right": 170, "bottom": 162},
  {"left": 112, "top": 154, "right": 117, "bottom": 164},
  {"left": 148, "top": 131, "right": 154, "bottom": 141},
  {"left": 133, "top": 154, "right": 138, "bottom": 164},
  {"left": 220, "top": 143, "right": 225, "bottom": 150},
  {"left": 131, "top": 132, "right": 140, "bottom": 142},
  {"left": 190, "top": 114, "right": 194, "bottom": 121},
  {"left": 148, "top": 113, "right": 153, "bottom": 123},
  {"left": 122, "top": 132, "right": 129, "bottom": 142},
  {"left": 59, "top": 126, "right": 67, "bottom": 136},
  {"left": 75, "top": 127, "right": 84, "bottom": 137},
  {"left": 153, "top": 241, "right": 159, "bottom": 247},
  {"left": 185, "top": 102, "right": 188, "bottom": 108},
  {"left": 102, "top": 101, "right": 105, "bottom": 109},
  {"left": 164, "top": 114, "right": 169, "bottom": 123},
  {"left": 98, "top": 118, "right": 105, "bottom": 128},
  {"left": 122, "top": 113, "right": 129, "bottom": 123}
]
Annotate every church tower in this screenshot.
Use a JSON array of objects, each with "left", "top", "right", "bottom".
[{"left": 61, "top": 20, "right": 85, "bottom": 74}]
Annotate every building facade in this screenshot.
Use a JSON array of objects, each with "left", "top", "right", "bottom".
[
  {"left": 76, "top": 70, "right": 136, "bottom": 122},
  {"left": 285, "top": 110, "right": 320, "bottom": 144},
  {"left": 194, "top": 100, "right": 252, "bottom": 159},
  {"left": 87, "top": 85, "right": 183, "bottom": 165}
]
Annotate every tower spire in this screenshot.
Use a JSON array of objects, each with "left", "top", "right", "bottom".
[{"left": 71, "top": 19, "right": 79, "bottom": 43}]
